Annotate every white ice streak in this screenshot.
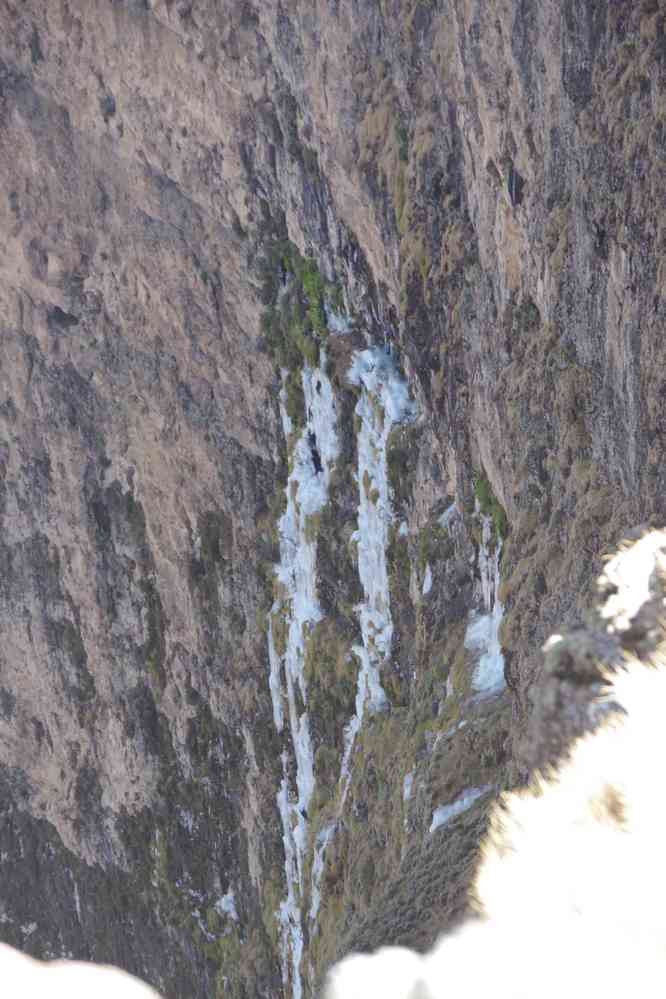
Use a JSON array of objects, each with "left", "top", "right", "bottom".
[
  {"left": 73, "top": 881, "right": 81, "bottom": 924},
  {"left": 308, "top": 349, "right": 415, "bottom": 945},
  {"left": 429, "top": 785, "right": 494, "bottom": 833},
  {"left": 340, "top": 348, "right": 416, "bottom": 790},
  {"left": 403, "top": 771, "right": 415, "bottom": 830},
  {"left": 268, "top": 356, "right": 339, "bottom": 999},
  {"left": 309, "top": 822, "right": 336, "bottom": 925},
  {"left": 278, "top": 368, "right": 294, "bottom": 439},
  {"left": 439, "top": 502, "right": 458, "bottom": 531},
  {"left": 464, "top": 516, "right": 506, "bottom": 695},
  {"left": 422, "top": 564, "right": 433, "bottom": 596},
  {"left": 277, "top": 771, "right": 305, "bottom": 999},
  {"left": 268, "top": 616, "right": 285, "bottom": 731}
]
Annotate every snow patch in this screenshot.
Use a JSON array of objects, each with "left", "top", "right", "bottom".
[
  {"left": 403, "top": 772, "right": 414, "bottom": 802},
  {"left": 430, "top": 786, "right": 494, "bottom": 833},
  {"left": 325, "top": 304, "right": 352, "bottom": 335},
  {"left": 178, "top": 808, "right": 195, "bottom": 833},
  {"left": 216, "top": 890, "right": 238, "bottom": 923},
  {"left": 464, "top": 516, "right": 506, "bottom": 695},
  {"left": 422, "top": 564, "right": 433, "bottom": 596},
  {"left": 348, "top": 348, "right": 415, "bottom": 425}
]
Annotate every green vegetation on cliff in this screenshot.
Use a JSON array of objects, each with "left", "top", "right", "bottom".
[
  {"left": 474, "top": 473, "right": 508, "bottom": 541},
  {"left": 260, "top": 238, "right": 343, "bottom": 431},
  {"left": 260, "top": 240, "right": 337, "bottom": 368}
]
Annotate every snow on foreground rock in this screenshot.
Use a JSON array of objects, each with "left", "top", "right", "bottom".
[
  {"left": 0, "top": 943, "right": 160, "bottom": 997},
  {"left": 324, "top": 530, "right": 666, "bottom": 999}
]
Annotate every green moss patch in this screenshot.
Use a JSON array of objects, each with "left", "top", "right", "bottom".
[{"left": 474, "top": 473, "right": 508, "bottom": 540}]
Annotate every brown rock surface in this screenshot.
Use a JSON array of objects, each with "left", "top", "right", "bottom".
[{"left": 0, "top": 2, "right": 665, "bottom": 998}]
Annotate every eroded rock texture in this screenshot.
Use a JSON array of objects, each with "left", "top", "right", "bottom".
[{"left": 0, "top": 2, "right": 665, "bottom": 998}]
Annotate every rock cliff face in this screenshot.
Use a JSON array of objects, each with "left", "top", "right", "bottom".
[{"left": 0, "top": 2, "right": 664, "bottom": 997}]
